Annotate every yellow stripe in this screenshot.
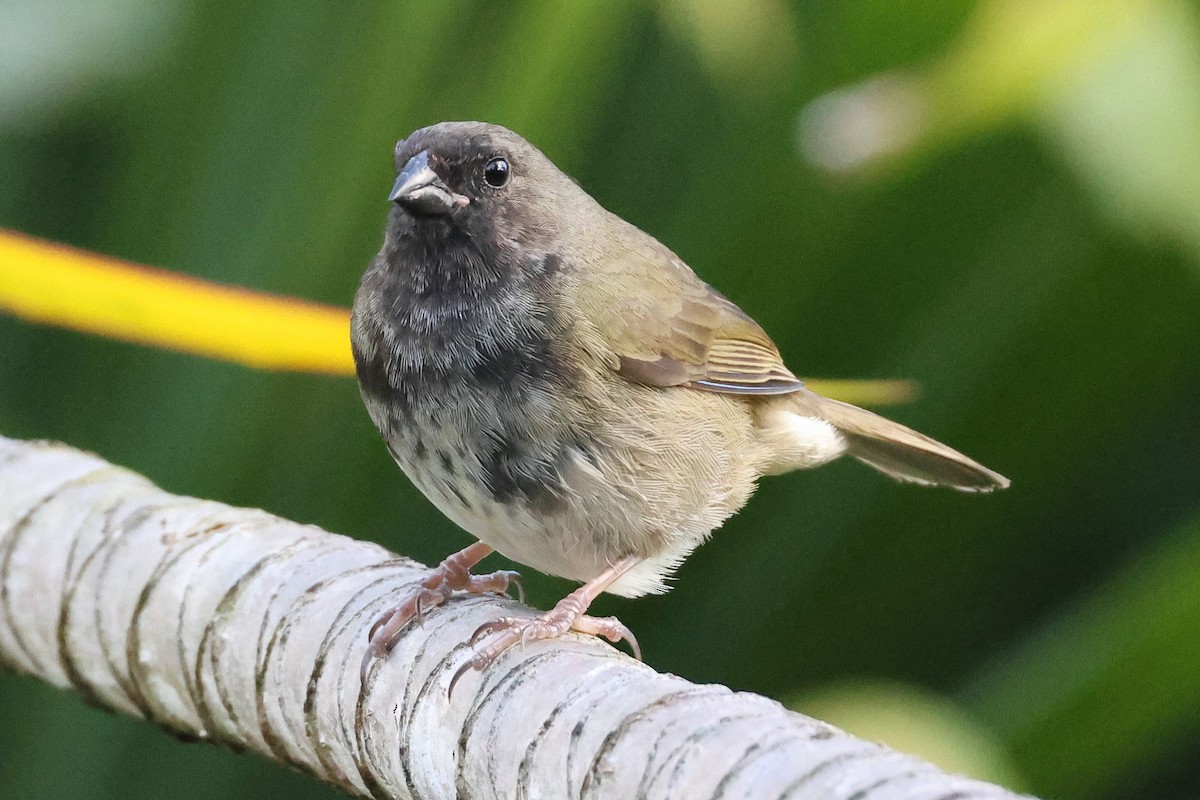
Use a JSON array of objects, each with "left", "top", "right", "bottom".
[
  {"left": 806, "top": 378, "right": 919, "bottom": 406},
  {"left": 0, "top": 228, "right": 917, "bottom": 405},
  {"left": 0, "top": 229, "right": 356, "bottom": 375}
]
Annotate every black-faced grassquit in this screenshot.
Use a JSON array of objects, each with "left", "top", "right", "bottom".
[{"left": 351, "top": 122, "right": 1009, "bottom": 690}]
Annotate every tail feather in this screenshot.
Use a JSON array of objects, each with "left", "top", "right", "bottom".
[{"left": 792, "top": 391, "right": 1010, "bottom": 493}]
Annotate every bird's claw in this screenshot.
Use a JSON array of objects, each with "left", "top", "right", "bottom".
[
  {"left": 360, "top": 586, "right": 447, "bottom": 684},
  {"left": 360, "top": 561, "right": 522, "bottom": 685},
  {"left": 359, "top": 639, "right": 388, "bottom": 686},
  {"left": 575, "top": 615, "right": 641, "bottom": 661},
  {"left": 502, "top": 571, "right": 525, "bottom": 604},
  {"left": 467, "top": 616, "right": 521, "bottom": 646},
  {"left": 447, "top": 608, "right": 639, "bottom": 698}
]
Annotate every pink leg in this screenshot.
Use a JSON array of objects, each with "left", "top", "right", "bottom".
[
  {"left": 361, "top": 542, "right": 521, "bottom": 682},
  {"left": 448, "top": 556, "right": 641, "bottom": 696}
]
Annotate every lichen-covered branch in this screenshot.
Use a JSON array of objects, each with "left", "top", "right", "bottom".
[{"left": 0, "top": 434, "right": 1030, "bottom": 800}]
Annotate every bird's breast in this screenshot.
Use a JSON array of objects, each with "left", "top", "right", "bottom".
[{"left": 353, "top": 255, "right": 593, "bottom": 519}]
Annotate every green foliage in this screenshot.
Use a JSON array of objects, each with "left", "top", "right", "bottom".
[{"left": 2, "top": 2, "right": 1198, "bottom": 798}]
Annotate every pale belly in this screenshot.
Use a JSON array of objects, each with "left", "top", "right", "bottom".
[{"left": 375, "top": 385, "right": 764, "bottom": 598}]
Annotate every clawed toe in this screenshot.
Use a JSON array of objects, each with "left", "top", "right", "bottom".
[
  {"left": 361, "top": 597, "right": 431, "bottom": 684},
  {"left": 468, "top": 617, "right": 519, "bottom": 646},
  {"left": 367, "top": 555, "right": 646, "bottom": 696},
  {"left": 575, "top": 615, "right": 642, "bottom": 661},
  {"left": 448, "top": 651, "right": 490, "bottom": 698},
  {"left": 447, "top": 608, "right": 640, "bottom": 698},
  {"left": 360, "top": 543, "right": 523, "bottom": 685},
  {"left": 367, "top": 607, "right": 396, "bottom": 642},
  {"left": 502, "top": 572, "right": 525, "bottom": 604},
  {"left": 359, "top": 637, "right": 389, "bottom": 684}
]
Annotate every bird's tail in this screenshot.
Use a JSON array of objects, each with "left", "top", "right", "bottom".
[{"left": 789, "top": 390, "right": 1010, "bottom": 493}]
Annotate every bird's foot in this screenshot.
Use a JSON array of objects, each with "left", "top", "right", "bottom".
[
  {"left": 448, "top": 584, "right": 640, "bottom": 697},
  {"left": 360, "top": 543, "right": 518, "bottom": 683}
]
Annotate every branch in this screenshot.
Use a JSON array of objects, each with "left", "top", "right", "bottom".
[{"left": 0, "top": 434, "right": 1031, "bottom": 800}]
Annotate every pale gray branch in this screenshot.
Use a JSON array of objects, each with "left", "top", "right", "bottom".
[{"left": 0, "top": 434, "right": 1031, "bottom": 800}]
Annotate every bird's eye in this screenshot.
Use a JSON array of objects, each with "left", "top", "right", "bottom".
[{"left": 484, "top": 156, "right": 510, "bottom": 188}]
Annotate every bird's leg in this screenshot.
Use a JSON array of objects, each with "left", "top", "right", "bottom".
[
  {"left": 361, "top": 542, "right": 521, "bottom": 682},
  {"left": 449, "top": 556, "right": 641, "bottom": 696}
]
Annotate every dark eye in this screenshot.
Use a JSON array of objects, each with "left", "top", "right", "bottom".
[{"left": 484, "top": 156, "right": 510, "bottom": 187}]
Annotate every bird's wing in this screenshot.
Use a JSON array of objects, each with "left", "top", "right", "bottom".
[
  {"left": 572, "top": 231, "right": 1010, "bottom": 491},
  {"left": 582, "top": 235, "right": 803, "bottom": 396}
]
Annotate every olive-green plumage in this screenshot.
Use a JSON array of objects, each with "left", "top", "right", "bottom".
[{"left": 352, "top": 122, "right": 1008, "bottom": 678}]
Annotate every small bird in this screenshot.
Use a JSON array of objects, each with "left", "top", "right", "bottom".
[{"left": 352, "top": 121, "right": 1008, "bottom": 689}]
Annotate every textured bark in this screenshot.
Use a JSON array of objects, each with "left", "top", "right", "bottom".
[{"left": 0, "top": 434, "right": 1031, "bottom": 800}]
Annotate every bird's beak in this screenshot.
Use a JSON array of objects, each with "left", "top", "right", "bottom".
[{"left": 389, "top": 150, "right": 468, "bottom": 216}]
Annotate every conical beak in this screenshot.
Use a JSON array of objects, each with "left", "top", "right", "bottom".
[{"left": 389, "top": 150, "right": 469, "bottom": 216}]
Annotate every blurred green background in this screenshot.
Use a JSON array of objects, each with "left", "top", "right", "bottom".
[{"left": 2, "top": 1, "right": 1199, "bottom": 798}]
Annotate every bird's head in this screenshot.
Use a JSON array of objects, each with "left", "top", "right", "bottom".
[{"left": 387, "top": 122, "right": 585, "bottom": 253}]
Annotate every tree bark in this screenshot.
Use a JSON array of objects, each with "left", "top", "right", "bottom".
[{"left": 0, "top": 434, "right": 1030, "bottom": 800}]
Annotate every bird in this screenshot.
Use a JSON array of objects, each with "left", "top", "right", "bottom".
[{"left": 350, "top": 121, "right": 1009, "bottom": 690}]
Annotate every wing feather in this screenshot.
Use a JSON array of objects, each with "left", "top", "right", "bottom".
[
  {"left": 604, "top": 275, "right": 801, "bottom": 394},
  {"left": 570, "top": 218, "right": 803, "bottom": 396}
]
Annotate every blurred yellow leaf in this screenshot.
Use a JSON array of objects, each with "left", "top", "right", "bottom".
[
  {"left": 0, "top": 227, "right": 914, "bottom": 405},
  {"left": 0, "top": 229, "right": 352, "bottom": 374},
  {"left": 804, "top": 378, "right": 917, "bottom": 406}
]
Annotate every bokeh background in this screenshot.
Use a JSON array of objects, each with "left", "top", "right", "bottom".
[{"left": 2, "top": 1, "right": 1199, "bottom": 798}]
